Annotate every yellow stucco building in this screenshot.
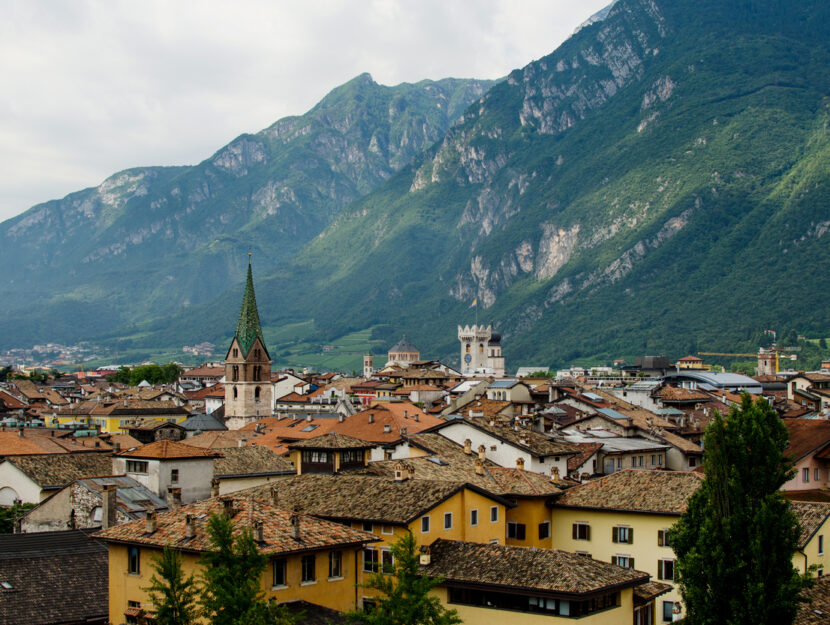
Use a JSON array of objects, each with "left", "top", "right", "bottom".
[{"left": 96, "top": 496, "right": 378, "bottom": 624}]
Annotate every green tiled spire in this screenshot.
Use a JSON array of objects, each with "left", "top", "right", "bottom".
[{"left": 234, "top": 256, "right": 264, "bottom": 357}]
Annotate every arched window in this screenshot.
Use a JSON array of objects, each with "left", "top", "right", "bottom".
[
  {"left": 233, "top": 386, "right": 238, "bottom": 399},
  {"left": 232, "top": 366, "right": 239, "bottom": 381},
  {"left": 466, "top": 344, "right": 471, "bottom": 354},
  {"left": 255, "top": 386, "right": 261, "bottom": 399},
  {"left": 233, "top": 348, "right": 238, "bottom": 358},
  {"left": 253, "top": 365, "right": 261, "bottom": 381},
  {"left": 479, "top": 343, "right": 484, "bottom": 353},
  {"left": 254, "top": 348, "right": 261, "bottom": 359}
]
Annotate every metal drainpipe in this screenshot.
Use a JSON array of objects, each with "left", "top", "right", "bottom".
[{"left": 354, "top": 549, "right": 359, "bottom": 609}]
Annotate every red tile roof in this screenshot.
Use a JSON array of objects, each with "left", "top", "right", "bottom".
[
  {"left": 115, "top": 440, "right": 222, "bottom": 460},
  {"left": 783, "top": 418, "right": 830, "bottom": 462}
]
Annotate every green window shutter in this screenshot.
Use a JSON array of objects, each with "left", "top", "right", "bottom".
[
  {"left": 611, "top": 556, "right": 617, "bottom": 565},
  {"left": 572, "top": 524, "right": 578, "bottom": 540},
  {"left": 658, "top": 530, "right": 664, "bottom": 546},
  {"left": 630, "top": 558, "right": 635, "bottom": 569},
  {"left": 612, "top": 527, "right": 619, "bottom": 543},
  {"left": 586, "top": 525, "right": 591, "bottom": 541},
  {"left": 628, "top": 528, "right": 634, "bottom": 544},
  {"left": 657, "top": 561, "right": 663, "bottom": 580}
]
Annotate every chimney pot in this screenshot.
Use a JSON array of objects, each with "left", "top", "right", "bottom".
[
  {"left": 145, "top": 509, "right": 157, "bottom": 534},
  {"left": 112, "top": 441, "right": 121, "bottom": 453},
  {"left": 238, "top": 438, "right": 247, "bottom": 448},
  {"left": 474, "top": 458, "right": 484, "bottom": 476},
  {"left": 551, "top": 467, "right": 560, "bottom": 483},
  {"left": 338, "top": 414, "right": 344, "bottom": 423},
  {"left": 306, "top": 415, "right": 312, "bottom": 422},
  {"left": 516, "top": 457, "right": 525, "bottom": 470},
  {"left": 185, "top": 514, "right": 195, "bottom": 538},
  {"left": 270, "top": 487, "right": 279, "bottom": 506},
  {"left": 478, "top": 445, "right": 486, "bottom": 461},
  {"left": 414, "top": 413, "right": 419, "bottom": 422},
  {"left": 167, "top": 487, "right": 182, "bottom": 509},
  {"left": 211, "top": 478, "right": 220, "bottom": 498},
  {"left": 222, "top": 498, "right": 234, "bottom": 518},
  {"left": 383, "top": 424, "right": 391, "bottom": 433},
  {"left": 18, "top": 427, "right": 23, "bottom": 438},
  {"left": 253, "top": 519, "right": 264, "bottom": 543},
  {"left": 464, "top": 439, "right": 472, "bottom": 455}
]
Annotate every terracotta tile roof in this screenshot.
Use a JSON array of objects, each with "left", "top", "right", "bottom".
[
  {"left": 115, "top": 440, "right": 222, "bottom": 460},
  {"left": 793, "top": 575, "right": 830, "bottom": 625},
  {"left": 276, "top": 392, "right": 311, "bottom": 403},
  {"left": 288, "top": 432, "right": 374, "bottom": 450},
  {"left": 791, "top": 502, "right": 830, "bottom": 548},
  {"left": 655, "top": 386, "right": 710, "bottom": 402},
  {"left": 783, "top": 490, "right": 830, "bottom": 503},
  {"left": 96, "top": 496, "right": 378, "bottom": 555},
  {"left": 0, "top": 431, "right": 103, "bottom": 456},
  {"left": 784, "top": 419, "right": 830, "bottom": 462},
  {"left": 654, "top": 430, "right": 703, "bottom": 454},
  {"left": 439, "top": 417, "right": 579, "bottom": 458},
  {"left": 454, "top": 398, "right": 513, "bottom": 419},
  {"left": 181, "top": 365, "right": 225, "bottom": 378},
  {"left": 553, "top": 470, "right": 703, "bottom": 515},
  {"left": 184, "top": 384, "right": 224, "bottom": 400},
  {"left": 244, "top": 474, "right": 508, "bottom": 524},
  {"left": 567, "top": 443, "right": 603, "bottom": 472},
  {"left": 182, "top": 430, "right": 262, "bottom": 449},
  {"left": 339, "top": 402, "right": 442, "bottom": 443},
  {"left": 213, "top": 446, "right": 295, "bottom": 477},
  {"left": 11, "top": 380, "right": 45, "bottom": 401},
  {"left": 4, "top": 453, "right": 113, "bottom": 489},
  {"left": 0, "top": 529, "right": 108, "bottom": 625},
  {"left": 422, "top": 539, "right": 649, "bottom": 595},
  {"left": 0, "top": 390, "right": 27, "bottom": 410},
  {"left": 633, "top": 581, "right": 673, "bottom": 602},
  {"left": 39, "top": 388, "right": 69, "bottom": 406}
]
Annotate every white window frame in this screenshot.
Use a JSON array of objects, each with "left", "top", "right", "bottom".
[{"left": 470, "top": 509, "right": 478, "bottom": 526}]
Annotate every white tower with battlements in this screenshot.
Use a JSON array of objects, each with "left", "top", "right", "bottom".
[{"left": 458, "top": 325, "right": 505, "bottom": 377}]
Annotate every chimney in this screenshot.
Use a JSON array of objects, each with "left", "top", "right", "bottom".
[
  {"left": 167, "top": 487, "right": 182, "bottom": 509},
  {"left": 290, "top": 511, "right": 301, "bottom": 540},
  {"left": 400, "top": 427, "right": 407, "bottom": 436},
  {"left": 489, "top": 418, "right": 495, "bottom": 426},
  {"left": 238, "top": 438, "right": 247, "bottom": 448},
  {"left": 404, "top": 410, "right": 408, "bottom": 419},
  {"left": 112, "top": 441, "right": 121, "bottom": 453},
  {"left": 474, "top": 458, "right": 484, "bottom": 476},
  {"left": 270, "top": 487, "right": 279, "bottom": 506},
  {"left": 478, "top": 445, "right": 486, "bottom": 462},
  {"left": 414, "top": 413, "right": 419, "bottom": 422},
  {"left": 145, "top": 509, "right": 157, "bottom": 534},
  {"left": 338, "top": 414, "right": 345, "bottom": 423},
  {"left": 211, "top": 478, "right": 220, "bottom": 498},
  {"left": 102, "top": 484, "right": 117, "bottom": 529},
  {"left": 464, "top": 439, "right": 472, "bottom": 455},
  {"left": 394, "top": 461, "right": 407, "bottom": 482},
  {"left": 551, "top": 467, "right": 560, "bottom": 483},
  {"left": 419, "top": 545, "right": 431, "bottom": 566},
  {"left": 516, "top": 457, "right": 525, "bottom": 470},
  {"left": 185, "top": 514, "right": 195, "bottom": 539},
  {"left": 222, "top": 498, "right": 234, "bottom": 518},
  {"left": 406, "top": 465, "right": 415, "bottom": 480},
  {"left": 18, "top": 427, "right": 23, "bottom": 438},
  {"left": 368, "top": 413, "right": 374, "bottom": 424},
  {"left": 306, "top": 415, "right": 312, "bottom": 422},
  {"left": 253, "top": 519, "right": 264, "bottom": 543},
  {"left": 383, "top": 424, "right": 391, "bottom": 434}
]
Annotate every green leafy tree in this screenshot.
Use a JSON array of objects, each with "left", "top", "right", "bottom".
[
  {"left": 0, "top": 502, "right": 35, "bottom": 533},
  {"left": 346, "top": 532, "right": 461, "bottom": 625},
  {"left": 199, "top": 513, "right": 294, "bottom": 625},
  {"left": 144, "top": 547, "right": 199, "bottom": 625},
  {"left": 672, "top": 395, "right": 813, "bottom": 625}
]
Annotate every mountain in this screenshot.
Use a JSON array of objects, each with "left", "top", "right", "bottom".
[
  {"left": 197, "top": 0, "right": 828, "bottom": 368},
  {"left": 4, "top": 0, "right": 830, "bottom": 370},
  {"left": 0, "top": 74, "right": 495, "bottom": 349}
]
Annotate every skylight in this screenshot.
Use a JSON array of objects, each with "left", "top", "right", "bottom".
[{"left": 300, "top": 424, "right": 319, "bottom": 432}]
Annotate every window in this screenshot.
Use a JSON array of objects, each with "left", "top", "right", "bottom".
[
  {"left": 381, "top": 548, "right": 394, "bottom": 574},
  {"left": 420, "top": 516, "right": 430, "bottom": 533},
  {"left": 572, "top": 522, "right": 590, "bottom": 541},
  {"left": 233, "top": 386, "right": 238, "bottom": 399},
  {"left": 818, "top": 534, "right": 824, "bottom": 556},
  {"left": 612, "top": 555, "right": 635, "bottom": 569},
  {"left": 362, "top": 522, "right": 373, "bottom": 532},
  {"left": 329, "top": 551, "right": 342, "bottom": 578},
  {"left": 689, "top": 457, "right": 697, "bottom": 468},
  {"left": 126, "top": 460, "right": 148, "bottom": 474},
  {"left": 272, "top": 558, "right": 287, "bottom": 587},
  {"left": 381, "top": 524, "right": 393, "bottom": 535},
  {"left": 170, "top": 469, "right": 179, "bottom": 484},
  {"left": 126, "top": 600, "right": 142, "bottom": 625},
  {"left": 128, "top": 546, "right": 140, "bottom": 575},
  {"left": 804, "top": 468, "right": 810, "bottom": 483},
  {"left": 657, "top": 559, "right": 675, "bottom": 581},
  {"left": 507, "top": 521, "right": 526, "bottom": 540},
  {"left": 658, "top": 529, "right": 672, "bottom": 547},
  {"left": 613, "top": 526, "right": 633, "bottom": 544},
  {"left": 232, "top": 348, "right": 238, "bottom": 358},
  {"left": 490, "top": 506, "right": 498, "bottom": 522},
  {"left": 301, "top": 555, "right": 316, "bottom": 583},
  {"left": 575, "top": 551, "right": 591, "bottom": 557},
  {"left": 232, "top": 365, "right": 239, "bottom": 381},
  {"left": 443, "top": 512, "right": 453, "bottom": 530},
  {"left": 816, "top": 468, "right": 821, "bottom": 482},
  {"left": 662, "top": 600, "right": 676, "bottom": 623},
  {"left": 363, "top": 548, "right": 379, "bottom": 573},
  {"left": 657, "top": 455, "right": 663, "bottom": 467},
  {"left": 538, "top": 521, "right": 550, "bottom": 540},
  {"left": 616, "top": 457, "right": 622, "bottom": 470},
  {"left": 470, "top": 509, "right": 478, "bottom": 526},
  {"left": 651, "top": 455, "right": 656, "bottom": 466},
  {"left": 254, "top": 386, "right": 261, "bottom": 398},
  {"left": 302, "top": 451, "right": 331, "bottom": 464}
]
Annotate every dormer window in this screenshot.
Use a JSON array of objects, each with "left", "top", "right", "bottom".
[{"left": 233, "top": 348, "right": 238, "bottom": 358}]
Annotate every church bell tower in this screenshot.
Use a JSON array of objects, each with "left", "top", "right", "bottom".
[{"left": 224, "top": 257, "right": 272, "bottom": 430}]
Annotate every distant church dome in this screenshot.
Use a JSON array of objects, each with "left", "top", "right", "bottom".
[{"left": 387, "top": 334, "right": 420, "bottom": 366}]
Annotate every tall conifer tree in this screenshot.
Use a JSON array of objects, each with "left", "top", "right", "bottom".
[{"left": 672, "top": 395, "right": 812, "bottom": 625}]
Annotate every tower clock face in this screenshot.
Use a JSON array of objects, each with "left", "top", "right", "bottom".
[{"left": 464, "top": 354, "right": 472, "bottom": 363}]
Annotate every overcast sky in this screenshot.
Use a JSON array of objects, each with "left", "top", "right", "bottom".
[{"left": 0, "top": 0, "right": 609, "bottom": 223}]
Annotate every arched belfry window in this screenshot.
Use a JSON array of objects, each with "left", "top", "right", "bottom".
[
  {"left": 255, "top": 386, "right": 261, "bottom": 399},
  {"left": 232, "top": 366, "right": 239, "bottom": 381},
  {"left": 233, "top": 386, "right": 238, "bottom": 399}
]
